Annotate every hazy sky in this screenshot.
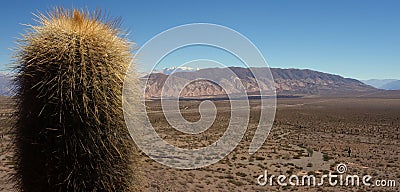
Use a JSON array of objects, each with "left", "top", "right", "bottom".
[{"left": 0, "top": 0, "right": 399, "bottom": 80}]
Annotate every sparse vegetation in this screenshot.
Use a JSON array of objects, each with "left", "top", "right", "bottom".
[
  {"left": 227, "top": 179, "right": 244, "bottom": 186},
  {"left": 2, "top": 90, "right": 400, "bottom": 191},
  {"left": 255, "top": 156, "right": 265, "bottom": 161},
  {"left": 323, "top": 154, "right": 331, "bottom": 161},
  {"left": 236, "top": 172, "right": 247, "bottom": 177}
]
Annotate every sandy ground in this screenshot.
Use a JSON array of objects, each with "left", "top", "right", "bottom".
[
  {"left": 1, "top": 97, "right": 399, "bottom": 191},
  {"left": 0, "top": 97, "right": 15, "bottom": 191}
]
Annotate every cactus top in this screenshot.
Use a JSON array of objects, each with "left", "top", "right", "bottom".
[
  {"left": 15, "top": 8, "right": 134, "bottom": 127},
  {"left": 35, "top": 8, "right": 122, "bottom": 36}
]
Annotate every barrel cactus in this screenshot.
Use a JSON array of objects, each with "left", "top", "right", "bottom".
[{"left": 13, "top": 8, "right": 139, "bottom": 191}]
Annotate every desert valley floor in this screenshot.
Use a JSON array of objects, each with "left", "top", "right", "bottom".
[{"left": 1, "top": 96, "right": 399, "bottom": 191}]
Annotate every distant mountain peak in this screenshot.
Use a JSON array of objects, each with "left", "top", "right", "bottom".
[
  {"left": 157, "top": 66, "right": 199, "bottom": 75},
  {"left": 380, "top": 80, "right": 400, "bottom": 90},
  {"left": 361, "top": 79, "right": 400, "bottom": 90}
]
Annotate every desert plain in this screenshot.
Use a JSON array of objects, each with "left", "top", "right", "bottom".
[{"left": 1, "top": 96, "right": 399, "bottom": 191}]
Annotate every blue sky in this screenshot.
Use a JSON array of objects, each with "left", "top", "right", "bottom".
[{"left": 0, "top": 0, "right": 399, "bottom": 79}]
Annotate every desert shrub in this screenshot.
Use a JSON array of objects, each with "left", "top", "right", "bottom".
[
  {"left": 287, "top": 163, "right": 295, "bottom": 166},
  {"left": 293, "top": 154, "right": 302, "bottom": 159},
  {"left": 227, "top": 179, "right": 244, "bottom": 186},
  {"left": 235, "top": 172, "right": 247, "bottom": 177},
  {"left": 306, "top": 147, "right": 313, "bottom": 156},
  {"left": 323, "top": 154, "right": 331, "bottom": 161},
  {"left": 13, "top": 8, "right": 139, "bottom": 191},
  {"left": 307, "top": 171, "right": 316, "bottom": 175},
  {"left": 255, "top": 156, "right": 265, "bottom": 161}
]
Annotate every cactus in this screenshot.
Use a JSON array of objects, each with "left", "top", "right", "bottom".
[{"left": 13, "top": 8, "right": 139, "bottom": 191}]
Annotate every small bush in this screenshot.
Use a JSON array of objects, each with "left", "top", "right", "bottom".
[
  {"left": 323, "top": 154, "right": 331, "bottom": 161},
  {"left": 236, "top": 172, "right": 247, "bottom": 177},
  {"left": 228, "top": 179, "right": 244, "bottom": 186},
  {"left": 256, "top": 156, "right": 265, "bottom": 161}
]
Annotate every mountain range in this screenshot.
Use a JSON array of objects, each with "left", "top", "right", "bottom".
[
  {"left": 380, "top": 80, "right": 400, "bottom": 90},
  {"left": 1, "top": 68, "right": 399, "bottom": 98},
  {"left": 361, "top": 79, "right": 400, "bottom": 90},
  {"left": 0, "top": 73, "right": 12, "bottom": 96},
  {"left": 143, "top": 67, "right": 377, "bottom": 98}
]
